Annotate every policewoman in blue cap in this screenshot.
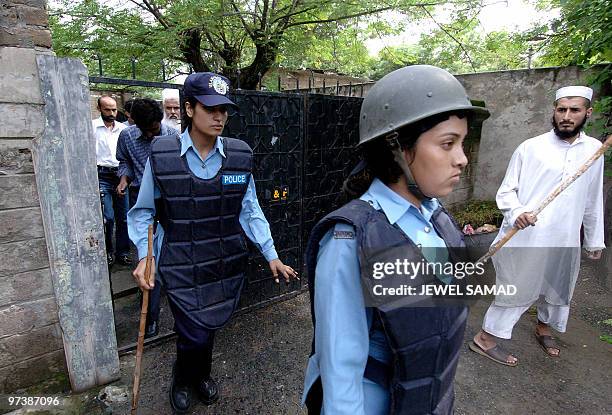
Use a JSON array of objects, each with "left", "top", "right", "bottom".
[
  {"left": 302, "top": 65, "right": 489, "bottom": 414},
  {"left": 128, "top": 72, "right": 297, "bottom": 414}
]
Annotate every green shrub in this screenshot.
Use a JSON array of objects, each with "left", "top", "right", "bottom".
[{"left": 449, "top": 200, "right": 503, "bottom": 228}]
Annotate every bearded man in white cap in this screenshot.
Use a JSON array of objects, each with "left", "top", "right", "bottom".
[
  {"left": 161, "top": 88, "right": 181, "bottom": 131},
  {"left": 469, "top": 85, "right": 605, "bottom": 366}
]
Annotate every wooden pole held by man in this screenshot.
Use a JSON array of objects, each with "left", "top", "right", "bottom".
[
  {"left": 131, "top": 224, "right": 154, "bottom": 414},
  {"left": 478, "top": 134, "right": 612, "bottom": 264}
]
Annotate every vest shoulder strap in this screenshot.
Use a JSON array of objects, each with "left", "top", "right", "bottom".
[
  {"left": 151, "top": 133, "right": 181, "bottom": 155},
  {"left": 222, "top": 137, "right": 253, "bottom": 172}
]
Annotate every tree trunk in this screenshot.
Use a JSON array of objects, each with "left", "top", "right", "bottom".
[
  {"left": 237, "top": 37, "right": 280, "bottom": 89},
  {"left": 179, "top": 28, "right": 209, "bottom": 72}
]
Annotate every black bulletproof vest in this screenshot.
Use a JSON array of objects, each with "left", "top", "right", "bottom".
[
  {"left": 150, "top": 134, "right": 252, "bottom": 330},
  {"left": 305, "top": 199, "right": 468, "bottom": 415}
]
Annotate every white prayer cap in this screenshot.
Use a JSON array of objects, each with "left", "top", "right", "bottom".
[
  {"left": 555, "top": 85, "right": 593, "bottom": 101},
  {"left": 161, "top": 88, "right": 180, "bottom": 102}
]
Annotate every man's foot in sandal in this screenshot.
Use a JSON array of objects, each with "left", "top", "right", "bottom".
[
  {"left": 535, "top": 322, "right": 560, "bottom": 357},
  {"left": 469, "top": 330, "right": 518, "bottom": 367}
]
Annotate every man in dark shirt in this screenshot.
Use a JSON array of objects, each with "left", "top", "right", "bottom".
[
  {"left": 116, "top": 98, "right": 178, "bottom": 207},
  {"left": 116, "top": 97, "right": 178, "bottom": 338}
]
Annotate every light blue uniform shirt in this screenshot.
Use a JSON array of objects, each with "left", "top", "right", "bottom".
[
  {"left": 128, "top": 131, "right": 278, "bottom": 263},
  {"left": 302, "top": 178, "right": 449, "bottom": 415}
]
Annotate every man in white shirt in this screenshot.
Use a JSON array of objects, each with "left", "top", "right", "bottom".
[
  {"left": 470, "top": 86, "right": 605, "bottom": 366},
  {"left": 161, "top": 88, "right": 181, "bottom": 131},
  {"left": 93, "top": 95, "right": 130, "bottom": 266}
]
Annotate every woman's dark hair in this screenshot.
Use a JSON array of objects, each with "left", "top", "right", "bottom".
[
  {"left": 343, "top": 110, "right": 471, "bottom": 199},
  {"left": 130, "top": 98, "right": 163, "bottom": 130},
  {"left": 181, "top": 96, "right": 200, "bottom": 133},
  {"left": 181, "top": 97, "right": 235, "bottom": 133}
]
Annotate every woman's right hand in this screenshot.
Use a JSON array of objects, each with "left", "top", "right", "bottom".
[{"left": 132, "top": 256, "right": 156, "bottom": 290}]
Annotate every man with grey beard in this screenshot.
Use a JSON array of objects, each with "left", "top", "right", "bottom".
[
  {"left": 162, "top": 88, "right": 181, "bottom": 131},
  {"left": 470, "top": 85, "right": 605, "bottom": 366}
]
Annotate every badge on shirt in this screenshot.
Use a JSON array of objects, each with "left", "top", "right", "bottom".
[
  {"left": 222, "top": 174, "right": 247, "bottom": 185},
  {"left": 333, "top": 230, "right": 355, "bottom": 239}
]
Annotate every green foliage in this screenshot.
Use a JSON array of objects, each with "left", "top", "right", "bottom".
[
  {"left": 48, "top": 0, "right": 484, "bottom": 87},
  {"left": 277, "top": 21, "right": 375, "bottom": 75},
  {"left": 537, "top": 0, "right": 611, "bottom": 66},
  {"left": 449, "top": 200, "right": 503, "bottom": 228},
  {"left": 370, "top": 15, "right": 533, "bottom": 79},
  {"left": 600, "top": 334, "right": 612, "bottom": 345},
  {"left": 49, "top": 1, "right": 181, "bottom": 80}
]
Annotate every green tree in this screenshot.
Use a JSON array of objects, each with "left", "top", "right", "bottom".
[
  {"left": 370, "top": 27, "right": 532, "bottom": 79},
  {"left": 49, "top": 0, "right": 483, "bottom": 88}
]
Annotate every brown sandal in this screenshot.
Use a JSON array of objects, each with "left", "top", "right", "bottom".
[
  {"left": 469, "top": 341, "right": 518, "bottom": 367},
  {"left": 535, "top": 333, "right": 560, "bottom": 357}
]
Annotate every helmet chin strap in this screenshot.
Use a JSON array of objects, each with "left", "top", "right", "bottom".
[{"left": 385, "top": 132, "right": 431, "bottom": 200}]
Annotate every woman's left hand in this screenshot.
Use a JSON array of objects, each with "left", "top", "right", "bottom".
[{"left": 268, "top": 259, "right": 299, "bottom": 283}]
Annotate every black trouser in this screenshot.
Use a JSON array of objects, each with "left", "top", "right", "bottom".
[
  {"left": 169, "top": 295, "right": 216, "bottom": 382},
  {"left": 98, "top": 166, "right": 129, "bottom": 257}
]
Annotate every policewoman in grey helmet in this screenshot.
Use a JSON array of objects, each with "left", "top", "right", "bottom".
[
  {"left": 129, "top": 72, "right": 297, "bottom": 414},
  {"left": 302, "top": 65, "right": 490, "bottom": 414}
]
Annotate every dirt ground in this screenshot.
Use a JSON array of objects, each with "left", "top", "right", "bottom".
[{"left": 3, "top": 259, "right": 611, "bottom": 415}]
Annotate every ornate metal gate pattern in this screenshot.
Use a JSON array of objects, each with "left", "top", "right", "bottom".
[{"left": 225, "top": 91, "right": 363, "bottom": 310}]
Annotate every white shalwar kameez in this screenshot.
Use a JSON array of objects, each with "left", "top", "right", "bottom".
[{"left": 483, "top": 130, "right": 605, "bottom": 338}]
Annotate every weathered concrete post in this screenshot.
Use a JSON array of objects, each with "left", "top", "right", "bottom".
[{"left": 0, "top": 0, "right": 120, "bottom": 392}]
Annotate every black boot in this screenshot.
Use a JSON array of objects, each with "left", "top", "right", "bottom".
[
  {"left": 196, "top": 377, "right": 219, "bottom": 405},
  {"left": 193, "top": 340, "right": 218, "bottom": 404},
  {"left": 169, "top": 361, "right": 192, "bottom": 414},
  {"left": 144, "top": 319, "right": 159, "bottom": 339}
]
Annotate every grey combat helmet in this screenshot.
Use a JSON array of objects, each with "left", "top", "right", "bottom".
[
  {"left": 358, "top": 65, "right": 490, "bottom": 199},
  {"left": 359, "top": 65, "right": 489, "bottom": 146}
]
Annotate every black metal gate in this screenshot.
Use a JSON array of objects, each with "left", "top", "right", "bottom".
[
  {"left": 224, "top": 90, "right": 306, "bottom": 309},
  {"left": 224, "top": 92, "right": 364, "bottom": 310},
  {"left": 90, "top": 76, "right": 363, "bottom": 318}
]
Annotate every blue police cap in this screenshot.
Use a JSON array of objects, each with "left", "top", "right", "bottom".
[{"left": 183, "top": 72, "right": 238, "bottom": 109}]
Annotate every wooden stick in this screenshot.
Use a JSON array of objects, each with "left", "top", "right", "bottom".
[
  {"left": 131, "top": 224, "right": 154, "bottom": 415},
  {"left": 477, "top": 134, "right": 612, "bottom": 264}
]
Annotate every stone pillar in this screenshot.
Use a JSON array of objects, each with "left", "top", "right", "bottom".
[
  {"left": 0, "top": 0, "right": 63, "bottom": 393},
  {"left": 0, "top": 1, "right": 119, "bottom": 393}
]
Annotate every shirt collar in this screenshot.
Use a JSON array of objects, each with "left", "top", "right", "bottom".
[
  {"left": 179, "top": 130, "right": 226, "bottom": 158},
  {"left": 94, "top": 116, "right": 121, "bottom": 132},
  {"left": 550, "top": 129, "right": 586, "bottom": 146},
  {"left": 362, "top": 178, "right": 440, "bottom": 224}
]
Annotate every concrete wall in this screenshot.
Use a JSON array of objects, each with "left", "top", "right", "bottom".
[
  {"left": 0, "top": 1, "right": 65, "bottom": 392},
  {"left": 456, "top": 65, "right": 605, "bottom": 200}
]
